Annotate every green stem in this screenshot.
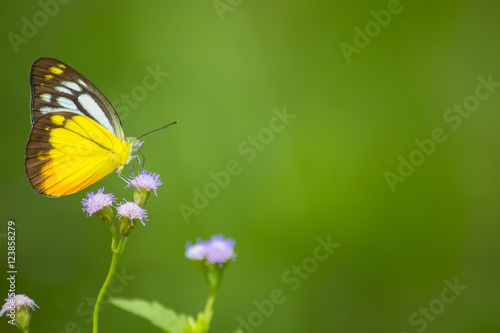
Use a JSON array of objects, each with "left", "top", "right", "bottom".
[
  {"left": 93, "top": 236, "right": 126, "bottom": 333},
  {"left": 203, "top": 293, "right": 216, "bottom": 327},
  {"left": 110, "top": 224, "right": 117, "bottom": 251}
]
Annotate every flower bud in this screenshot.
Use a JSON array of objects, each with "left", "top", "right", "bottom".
[
  {"left": 116, "top": 201, "right": 148, "bottom": 237},
  {"left": 125, "top": 170, "right": 162, "bottom": 206},
  {"left": 81, "top": 188, "right": 116, "bottom": 226},
  {"left": 186, "top": 235, "right": 236, "bottom": 295},
  {"left": 1, "top": 294, "right": 38, "bottom": 332}
]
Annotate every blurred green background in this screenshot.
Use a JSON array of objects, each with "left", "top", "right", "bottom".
[{"left": 1, "top": 1, "right": 500, "bottom": 332}]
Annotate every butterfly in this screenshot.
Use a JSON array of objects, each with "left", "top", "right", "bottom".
[{"left": 25, "top": 58, "right": 144, "bottom": 197}]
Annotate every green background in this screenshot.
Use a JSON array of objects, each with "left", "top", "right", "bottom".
[{"left": 1, "top": 1, "right": 500, "bottom": 332}]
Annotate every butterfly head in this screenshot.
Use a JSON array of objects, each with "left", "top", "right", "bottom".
[{"left": 128, "top": 137, "right": 144, "bottom": 153}]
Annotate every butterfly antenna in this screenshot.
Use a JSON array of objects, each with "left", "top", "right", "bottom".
[{"left": 138, "top": 121, "right": 178, "bottom": 139}]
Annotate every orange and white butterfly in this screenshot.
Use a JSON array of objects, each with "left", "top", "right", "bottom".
[{"left": 25, "top": 58, "right": 144, "bottom": 197}]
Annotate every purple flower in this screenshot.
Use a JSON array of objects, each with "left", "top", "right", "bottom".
[
  {"left": 186, "top": 241, "right": 207, "bottom": 260},
  {"left": 126, "top": 170, "right": 162, "bottom": 195},
  {"left": 205, "top": 235, "right": 236, "bottom": 265},
  {"left": 0, "top": 294, "right": 38, "bottom": 317},
  {"left": 116, "top": 201, "right": 148, "bottom": 226},
  {"left": 186, "top": 235, "right": 236, "bottom": 265},
  {"left": 82, "top": 188, "right": 115, "bottom": 217}
]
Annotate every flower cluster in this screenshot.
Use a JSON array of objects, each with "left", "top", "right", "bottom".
[
  {"left": 81, "top": 170, "right": 160, "bottom": 236},
  {"left": 186, "top": 235, "right": 237, "bottom": 266},
  {"left": 116, "top": 201, "right": 148, "bottom": 225},
  {"left": 186, "top": 235, "right": 236, "bottom": 296},
  {"left": 0, "top": 294, "right": 38, "bottom": 316},
  {"left": 82, "top": 188, "right": 116, "bottom": 217},
  {"left": 126, "top": 170, "right": 162, "bottom": 195},
  {"left": 75, "top": 166, "right": 240, "bottom": 333},
  {"left": 81, "top": 188, "right": 115, "bottom": 225},
  {"left": 126, "top": 170, "right": 162, "bottom": 205}
]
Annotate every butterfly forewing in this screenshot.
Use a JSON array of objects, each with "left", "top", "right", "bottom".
[{"left": 30, "top": 58, "right": 125, "bottom": 140}]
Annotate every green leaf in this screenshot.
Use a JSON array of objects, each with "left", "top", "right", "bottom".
[{"left": 111, "top": 297, "right": 188, "bottom": 333}]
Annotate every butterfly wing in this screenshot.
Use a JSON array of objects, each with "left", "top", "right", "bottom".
[
  {"left": 30, "top": 57, "right": 125, "bottom": 141},
  {"left": 25, "top": 112, "right": 132, "bottom": 197}
]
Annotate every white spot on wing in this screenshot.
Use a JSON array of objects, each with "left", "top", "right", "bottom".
[
  {"left": 39, "top": 106, "right": 84, "bottom": 116},
  {"left": 57, "top": 97, "right": 78, "bottom": 110},
  {"left": 40, "top": 106, "right": 52, "bottom": 114},
  {"left": 77, "top": 79, "right": 88, "bottom": 88},
  {"left": 55, "top": 86, "right": 73, "bottom": 95},
  {"left": 61, "top": 81, "right": 82, "bottom": 92},
  {"left": 77, "top": 93, "right": 115, "bottom": 134},
  {"left": 40, "top": 93, "right": 51, "bottom": 103}
]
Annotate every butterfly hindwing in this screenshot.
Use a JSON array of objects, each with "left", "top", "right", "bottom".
[
  {"left": 30, "top": 58, "right": 125, "bottom": 140},
  {"left": 25, "top": 112, "right": 132, "bottom": 197}
]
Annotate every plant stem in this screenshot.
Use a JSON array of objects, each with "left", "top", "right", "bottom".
[
  {"left": 110, "top": 224, "right": 117, "bottom": 251},
  {"left": 93, "top": 236, "right": 126, "bottom": 333},
  {"left": 203, "top": 293, "right": 216, "bottom": 326}
]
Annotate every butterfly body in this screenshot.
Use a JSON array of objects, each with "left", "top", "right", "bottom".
[{"left": 25, "top": 58, "right": 142, "bottom": 197}]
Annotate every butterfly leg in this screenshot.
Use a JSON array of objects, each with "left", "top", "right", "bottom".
[
  {"left": 138, "top": 150, "right": 145, "bottom": 169},
  {"left": 117, "top": 168, "right": 130, "bottom": 184},
  {"left": 127, "top": 154, "right": 145, "bottom": 175},
  {"left": 119, "top": 174, "right": 129, "bottom": 184}
]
